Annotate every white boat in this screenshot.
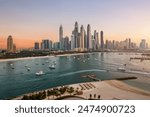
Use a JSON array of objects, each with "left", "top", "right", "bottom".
[
  {"left": 36, "top": 71, "right": 44, "bottom": 76},
  {"left": 10, "top": 63, "right": 13, "bottom": 66},
  {"left": 27, "top": 68, "right": 30, "bottom": 71},
  {"left": 45, "top": 60, "right": 49, "bottom": 63},
  {"left": 25, "top": 64, "right": 28, "bottom": 67},
  {"left": 49, "top": 64, "right": 55, "bottom": 69},
  {"left": 117, "top": 67, "right": 126, "bottom": 72}
]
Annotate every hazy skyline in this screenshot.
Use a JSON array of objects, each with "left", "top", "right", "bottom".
[{"left": 0, "top": 0, "right": 150, "bottom": 48}]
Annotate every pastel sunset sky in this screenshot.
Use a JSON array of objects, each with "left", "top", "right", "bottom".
[{"left": 0, "top": 0, "right": 150, "bottom": 49}]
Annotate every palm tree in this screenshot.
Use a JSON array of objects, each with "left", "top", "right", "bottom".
[
  {"left": 67, "top": 87, "right": 74, "bottom": 95},
  {"left": 98, "top": 95, "right": 101, "bottom": 100},
  {"left": 94, "top": 94, "right": 96, "bottom": 99},
  {"left": 89, "top": 94, "right": 92, "bottom": 100}
]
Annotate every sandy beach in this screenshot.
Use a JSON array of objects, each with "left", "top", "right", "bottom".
[{"left": 13, "top": 80, "right": 150, "bottom": 100}]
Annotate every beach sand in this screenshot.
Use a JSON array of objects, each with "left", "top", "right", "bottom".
[{"left": 13, "top": 80, "right": 150, "bottom": 100}]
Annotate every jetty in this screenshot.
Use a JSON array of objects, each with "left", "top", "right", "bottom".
[{"left": 82, "top": 74, "right": 100, "bottom": 81}]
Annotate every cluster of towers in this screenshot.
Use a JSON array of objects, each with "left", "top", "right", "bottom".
[
  {"left": 33, "top": 21, "right": 147, "bottom": 51},
  {"left": 59, "top": 21, "right": 104, "bottom": 51}
]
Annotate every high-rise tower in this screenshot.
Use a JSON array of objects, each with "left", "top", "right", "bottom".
[
  {"left": 74, "top": 21, "right": 79, "bottom": 48},
  {"left": 100, "top": 31, "right": 104, "bottom": 49},
  {"left": 7, "top": 35, "right": 13, "bottom": 52},
  {"left": 59, "top": 25, "right": 63, "bottom": 50},
  {"left": 80, "top": 25, "right": 84, "bottom": 49},
  {"left": 87, "top": 24, "right": 91, "bottom": 49}
]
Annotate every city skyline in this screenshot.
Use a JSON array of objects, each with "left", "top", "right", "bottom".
[{"left": 0, "top": 0, "right": 150, "bottom": 49}]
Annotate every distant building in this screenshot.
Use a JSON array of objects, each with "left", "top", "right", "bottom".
[
  {"left": 84, "top": 30, "right": 87, "bottom": 50},
  {"left": 71, "top": 35, "right": 75, "bottom": 50},
  {"left": 87, "top": 24, "right": 91, "bottom": 49},
  {"left": 93, "top": 30, "right": 99, "bottom": 50},
  {"left": 129, "top": 38, "right": 131, "bottom": 49},
  {"left": 140, "top": 39, "right": 146, "bottom": 49},
  {"left": 112, "top": 40, "right": 115, "bottom": 49},
  {"left": 49, "top": 40, "right": 53, "bottom": 50},
  {"left": 63, "top": 36, "right": 69, "bottom": 51},
  {"left": 80, "top": 25, "right": 84, "bottom": 51},
  {"left": 7, "top": 35, "right": 13, "bottom": 52},
  {"left": 100, "top": 31, "right": 104, "bottom": 49},
  {"left": 105, "top": 40, "right": 108, "bottom": 49},
  {"left": 72, "top": 21, "right": 79, "bottom": 49},
  {"left": 41, "top": 39, "right": 50, "bottom": 50},
  {"left": 53, "top": 42, "right": 59, "bottom": 50},
  {"left": 13, "top": 44, "right": 16, "bottom": 52},
  {"left": 34, "top": 42, "right": 40, "bottom": 50},
  {"left": 59, "top": 25, "right": 63, "bottom": 50}
]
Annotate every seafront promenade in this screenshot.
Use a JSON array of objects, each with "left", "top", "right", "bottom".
[{"left": 13, "top": 80, "right": 150, "bottom": 100}]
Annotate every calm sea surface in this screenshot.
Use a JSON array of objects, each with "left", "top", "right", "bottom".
[{"left": 0, "top": 52, "right": 150, "bottom": 99}]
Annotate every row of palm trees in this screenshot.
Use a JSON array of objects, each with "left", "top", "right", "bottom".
[{"left": 22, "top": 86, "right": 83, "bottom": 100}]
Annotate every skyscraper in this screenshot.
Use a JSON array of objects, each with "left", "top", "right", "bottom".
[
  {"left": 93, "top": 30, "right": 97, "bottom": 50},
  {"left": 74, "top": 21, "right": 79, "bottom": 48},
  {"left": 100, "top": 31, "right": 104, "bottom": 49},
  {"left": 84, "top": 30, "right": 87, "bottom": 49},
  {"left": 59, "top": 25, "right": 63, "bottom": 50},
  {"left": 34, "top": 42, "right": 40, "bottom": 50},
  {"left": 13, "top": 44, "right": 16, "bottom": 52},
  {"left": 7, "top": 35, "right": 13, "bottom": 52},
  {"left": 80, "top": 25, "right": 84, "bottom": 50},
  {"left": 49, "top": 40, "right": 53, "bottom": 50},
  {"left": 64, "top": 36, "right": 69, "bottom": 51},
  {"left": 140, "top": 39, "right": 146, "bottom": 49},
  {"left": 41, "top": 39, "right": 50, "bottom": 50},
  {"left": 96, "top": 32, "right": 99, "bottom": 49},
  {"left": 87, "top": 24, "right": 91, "bottom": 49},
  {"left": 71, "top": 35, "right": 75, "bottom": 50},
  {"left": 129, "top": 38, "right": 131, "bottom": 49}
]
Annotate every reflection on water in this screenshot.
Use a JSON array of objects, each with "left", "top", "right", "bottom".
[{"left": 0, "top": 52, "right": 150, "bottom": 99}]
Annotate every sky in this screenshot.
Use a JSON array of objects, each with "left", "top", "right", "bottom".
[{"left": 0, "top": 0, "right": 150, "bottom": 49}]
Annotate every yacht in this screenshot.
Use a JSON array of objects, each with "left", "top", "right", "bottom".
[
  {"left": 45, "top": 60, "right": 49, "bottom": 63},
  {"left": 10, "top": 63, "right": 13, "bottom": 66},
  {"left": 49, "top": 64, "right": 55, "bottom": 69},
  {"left": 27, "top": 68, "right": 30, "bottom": 71},
  {"left": 36, "top": 71, "right": 44, "bottom": 76}
]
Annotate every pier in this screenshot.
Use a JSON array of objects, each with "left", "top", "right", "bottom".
[{"left": 82, "top": 74, "right": 100, "bottom": 81}]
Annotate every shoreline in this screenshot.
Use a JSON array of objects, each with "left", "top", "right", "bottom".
[
  {"left": 13, "top": 80, "right": 150, "bottom": 100},
  {"left": 0, "top": 51, "right": 142, "bottom": 62},
  {"left": 0, "top": 52, "right": 91, "bottom": 62}
]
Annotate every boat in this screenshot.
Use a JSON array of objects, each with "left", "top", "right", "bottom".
[
  {"left": 49, "top": 64, "right": 55, "bottom": 69},
  {"left": 36, "top": 71, "right": 44, "bottom": 76},
  {"left": 45, "top": 60, "right": 49, "bottom": 63},
  {"left": 25, "top": 64, "right": 28, "bottom": 67},
  {"left": 117, "top": 67, "right": 126, "bottom": 72},
  {"left": 10, "top": 63, "right": 13, "bottom": 66},
  {"left": 27, "top": 68, "right": 30, "bottom": 71}
]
